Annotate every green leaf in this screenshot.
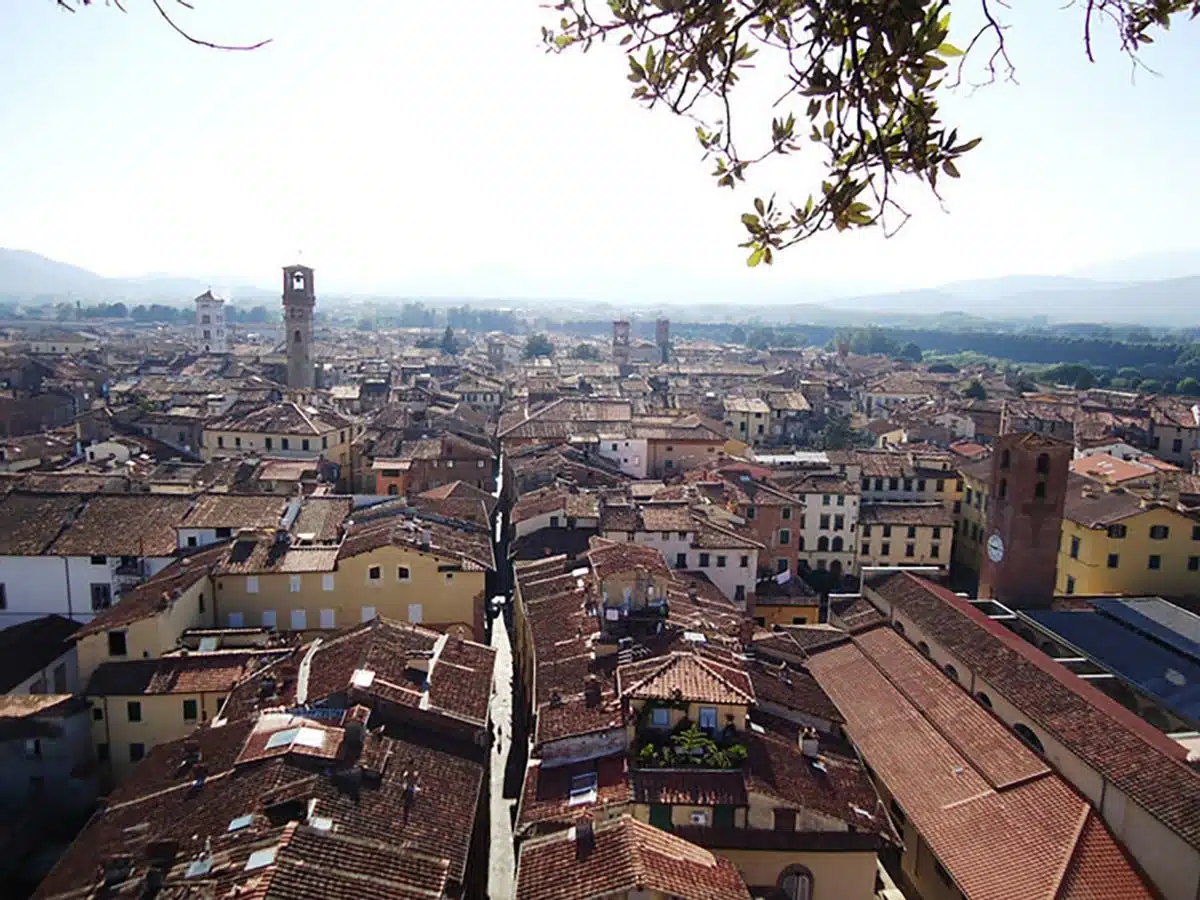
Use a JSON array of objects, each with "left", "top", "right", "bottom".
[
  {"left": 742, "top": 213, "right": 760, "bottom": 228},
  {"left": 943, "top": 160, "right": 960, "bottom": 178},
  {"left": 754, "top": 198, "right": 765, "bottom": 215},
  {"left": 937, "top": 42, "right": 964, "bottom": 57},
  {"left": 823, "top": 120, "right": 835, "bottom": 139},
  {"left": 747, "top": 248, "right": 764, "bottom": 267}
]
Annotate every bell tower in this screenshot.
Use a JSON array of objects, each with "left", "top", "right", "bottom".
[
  {"left": 976, "top": 432, "right": 1072, "bottom": 609},
  {"left": 282, "top": 264, "right": 315, "bottom": 390}
]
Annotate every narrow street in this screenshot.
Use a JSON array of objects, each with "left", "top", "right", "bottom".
[{"left": 487, "top": 613, "right": 516, "bottom": 900}]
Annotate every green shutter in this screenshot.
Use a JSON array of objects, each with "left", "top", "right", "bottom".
[{"left": 649, "top": 804, "right": 672, "bottom": 830}]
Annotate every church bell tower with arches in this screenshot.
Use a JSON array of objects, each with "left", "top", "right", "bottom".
[{"left": 282, "top": 264, "right": 315, "bottom": 390}]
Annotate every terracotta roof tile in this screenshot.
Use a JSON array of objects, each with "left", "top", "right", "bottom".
[
  {"left": 806, "top": 628, "right": 1155, "bottom": 900},
  {"left": 0, "top": 493, "right": 84, "bottom": 554},
  {"left": 517, "top": 755, "right": 633, "bottom": 831},
  {"left": 516, "top": 814, "right": 751, "bottom": 900},
  {"left": 50, "top": 494, "right": 194, "bottom": 557},
  {"left": 34, "top": 714, "right": 486, "bottom": 899},
  {"left": 85, "top": 652, "right": 272, "bottom": 697},
  {"left": 872, "top": 572, "right": 1200, "bottom": 854},
  {"left": 617, "top": 652, "right": 755, "bottom": 706},
  {"left": 182, "top": 494, "right": 288, "bottom": 530}
]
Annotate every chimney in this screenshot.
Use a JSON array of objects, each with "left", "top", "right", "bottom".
[
  {"left": 738, "top": 617, "right": 755, "bottom": 647},
  {"left": 342, "top": 705, "right": 370, "bottom": 762},
  {"left": 407, "top": 650, "right": 434, "bottom": 674},
  {"left": 800, "top": 727, "right": 820, "bottom": 759},
  {"left": 574, "top": 815, "right": 595, "bottom": 859},
  {"left": 420, "top": 527, "right": 432, "bottom": 549},
  {"left": 584, "top": 674, "right": 602, "bottom": 708}
]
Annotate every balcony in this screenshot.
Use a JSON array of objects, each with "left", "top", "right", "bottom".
[
  {"left": 598, "top": 601, "right": 669, "bottom": 641},
  {"left": 634, "top": 721, "right": 748, "bottom": 771}
]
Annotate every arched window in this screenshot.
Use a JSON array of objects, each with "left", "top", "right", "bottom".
[
  {"left": 917, "top": 641, "right": 930, "bottom": 658},
  {"left": 1036, "top": 453, "right": 1050, "bottom": 474},
  {"left": 831, "top": 536, "right": 844, "bottom": 552},
  {"left": 1013, "top": 723, "right": 1045, "bottom": 754},
  {"left": 976, "top": 691, "right": 993, "bottom": 709},
  {"left": 291, "top": 271, "right": 305, "bottom": 291},
  {"left": 943, "top": 663, "right": 959, "bottom": 683},
  {"left": 998, "top": 478, "right": 1007, "bottom": 500},
  {"left": 1000, "top": 449, "right": 1011, "bottom": 470},
  {"left": 894, "top": 620, "right": 906, "bottom": 636},
  {"left": 294, "top": 329, "right": 302, "bottom": 344},
  {"left": 778, "top": 865, "right": 815, "bottom": 900},
  {"left": 817, "top": 536, "right": 829, "bottom": 552},
  {"left": 1034, "top": 481, "right": 1047, "bottom": 500}
]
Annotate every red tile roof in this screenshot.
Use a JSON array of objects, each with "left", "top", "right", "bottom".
[
  {"left": 34, "top": 711, "right": 486, "bottom": 899},
  {"left": 872, "top": 572, "right": 1200, "bottom": 854},
  {"left": 517, "top": 755, "right": 633, "bottom": 831},
  {"left": 85, "top": 652, "right": 273, "bottom": 697},
  {"left": 806, "top": 626, "right": 1155, "bottom": 900},
  {"left": 617, "top": 652, "right": 755, "bottom": 705},
  {"left": 220, "top": 618, "right": 494, "bottom": 732},
  {"left": 50, "top": 494, "right": 194, "bottom": 557},
  {"left": 586, "top": 537, "right": 672, "bottom": 581},
  {"left": 516, "top": 814, "right": 752, "bottom": 900}
]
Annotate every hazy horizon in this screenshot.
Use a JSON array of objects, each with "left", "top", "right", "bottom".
[{"left": 1, "top": 3, "right": 1198, "bottom": 302}]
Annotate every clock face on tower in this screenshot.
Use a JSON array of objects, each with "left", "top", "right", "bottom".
[{"left": 987, "top": 533, "right": 1005, "bottom": 564}]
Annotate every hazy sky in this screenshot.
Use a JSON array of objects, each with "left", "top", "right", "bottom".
[{"left": 1, "top": 1, "right": 1197, "bottom": 301}]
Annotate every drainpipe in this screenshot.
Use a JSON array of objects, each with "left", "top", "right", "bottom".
[{"left": 63, "top": 557, "right": 73, "bottom": 621}]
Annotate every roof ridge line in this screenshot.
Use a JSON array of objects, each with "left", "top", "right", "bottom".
[
  {"left": 852, "top": 627, "right": 1046, "bottom": 791},
  {"left": 693, "top": 653, "right": 755, "bottom": 702},
  {"left": 1049, "top": 803, "right": 1092, "bottom": 900}
]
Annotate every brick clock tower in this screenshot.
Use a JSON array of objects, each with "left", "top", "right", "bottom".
[
  {"left": 976, "top": 432, "right": 1072, "bottom": 609},
  {"left": 282, "top": 264, "right": 315, "bottom": 390}
]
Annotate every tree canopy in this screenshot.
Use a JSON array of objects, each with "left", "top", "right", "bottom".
[{"left": 524, "top": 333, "right": 555, "bottom": 358}]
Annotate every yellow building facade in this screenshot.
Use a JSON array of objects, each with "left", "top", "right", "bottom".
[
  {"left": 1057, "top": 499, "right": 1200, "bottom": 598},
  {"left": 203, "top": 424, "right": 353, "bottom": 466},
  {"left": 215, "top": 541, "right": 487, "bottom": 641},
  {"left": 76, "top": 577, "right": 214, "bottom": 684},
  {"left": 89, "top": 686, "right": 229, "bottom": 783}
]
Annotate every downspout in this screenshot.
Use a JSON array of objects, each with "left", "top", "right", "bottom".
[{"left": 63, "top": 556, "right": 73, "bottom": 621}]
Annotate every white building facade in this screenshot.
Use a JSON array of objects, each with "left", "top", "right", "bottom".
[{"left": 194, "top": 290, "right": 229, "bottom": 354}]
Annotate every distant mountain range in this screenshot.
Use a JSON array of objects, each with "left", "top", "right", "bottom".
[
  {"left": 1, "top": 246, "right": 1198, "bottom": 326},
  {"left": 0, "top": 249, "right": 274, "bottom": 304},
  {"left": 836, "top": 271, "right": 1200, "bottom": 326}
]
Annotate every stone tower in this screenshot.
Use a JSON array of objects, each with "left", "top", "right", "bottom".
[
  {"left": 655, "top": 317, "right": 670, "bottom": 364},
  {"left": 282, "top": 265, "right": 315, "bottom": 390},
  {"left": 194, "top": 290, "right": 228, "bottom": 354},
  {"left": 612, "top": 320, "right": 631, "bottom": 368},
  {"left": 976, "top": 432, "right": 1072, "bottom": 609}
]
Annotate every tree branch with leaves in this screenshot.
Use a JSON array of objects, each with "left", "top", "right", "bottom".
[{"left": 543, "top": 0, "right": 1198, "bottom": 264}]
